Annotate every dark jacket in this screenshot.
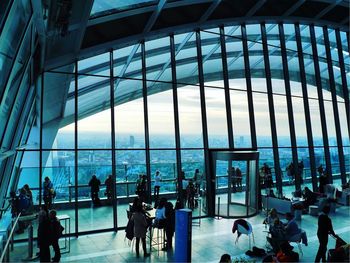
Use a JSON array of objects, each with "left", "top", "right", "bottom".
[
  {"left": 89, "top": 177, "right": 101, "bottom": 192},
  {"left": 317, "top": 213, "right": 335, "bottom": 237}
]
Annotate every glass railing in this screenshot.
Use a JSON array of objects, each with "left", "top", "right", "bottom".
[
  {"left": 15, "top": 162, "right": 349, "bottom": 204},
  {"left": 16, "top": 162, "right": 204, "bottom": 204}
]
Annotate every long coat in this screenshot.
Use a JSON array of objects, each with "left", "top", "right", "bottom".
[{"left": 131, "top": 212, "right": 148, "bottom": 238}]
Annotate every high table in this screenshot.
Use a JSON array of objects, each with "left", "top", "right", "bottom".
[{"left": 57, "top": 214, "right": 70, "bottom": 254}]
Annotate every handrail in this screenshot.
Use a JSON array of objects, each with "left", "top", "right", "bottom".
[
  {"left": 0, "top": 212, "right": 21, "bottom": 263},
  {"left": 0, "top": 198, "right": 12, "bottom": 219}
]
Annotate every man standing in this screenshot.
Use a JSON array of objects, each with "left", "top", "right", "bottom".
[
  {"left": 315, "top": 206, "right": 336, "bottom": 262},
  {"left": 49, "top": 210, "right": 63, "bottom": 262},
  {"left": 89, "top": 175, "right": 101, "bottom": 206}
]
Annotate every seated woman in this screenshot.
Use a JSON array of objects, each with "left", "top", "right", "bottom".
[
  {"left": 267, "top": 218, "right": 286, "bottom": 253},
  {"left": 302, "top": 186, "right": 317, "bottom": 208},
  {"left": 153, "top": 197, "right": 167, "bottom": 229},
  {"left": 264, "top": 208, "right": 278, "bottom": 228}
]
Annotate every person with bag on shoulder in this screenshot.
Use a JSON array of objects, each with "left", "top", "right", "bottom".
[{"left": 49, "top": 210, "right": 64, "bottom": 262}]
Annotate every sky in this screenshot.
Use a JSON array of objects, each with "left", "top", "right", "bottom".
[{"left": 59, "top": 79, "right": 340, "bottom": 139}]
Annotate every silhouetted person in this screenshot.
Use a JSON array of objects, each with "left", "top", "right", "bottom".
[
  {"left": 186, "top": 180, "right": 196, "bottom": 209},
  {"left": 315, "top": 205, "right": 336, "bottom": 262},
  {"left": 49, "top": 210, "right": 62, "bottom": 262},
  {"left": 131, "top": 203, "right": 150, "bottom": 258},
  {"left": 319, "top": 171, "right": 328, "bottom": 194},
  {"left": 104, "top": 175, "right": 113, "bottom": 203},
  {"left": 219, "top": 254, "right": 232, "bottom": 263},
  {"left": 163, "top": 200, "right": 175, "bottom": 250},
  {"left": 89, "top": 175, "right": 101, "bottom": 206},
  {"left": 193, "top": 168, "right": 201, "bottom": 193},
  {"left": 302, "top": 186, "right": 317, "bottom": 208},
  {"left": 37, "top": 205, "right": 49, "bottom": 259},
  {"left": 38, "top": 208, "right": 51, "bottom": 262},
  {"left": 23, "top": 184, "right": 33, "bottom": 207},
  {"left": 154, "top": 170, "right": 162, "bottom": 206},
  {"left": 136, "top": 174, "right": 147, "bottom": 203},
  {"left": 236, "top": 167, "right": 242, "bottom": 189},
  {"left": 43, "top": 177, "right": 54, "bottom": 209}
]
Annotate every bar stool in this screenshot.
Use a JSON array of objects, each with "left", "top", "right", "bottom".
[{"left": 150, "top": 226, "right": 165, "bottom": 255}]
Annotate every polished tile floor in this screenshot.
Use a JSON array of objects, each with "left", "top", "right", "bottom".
[{"left": 10, "top": 204, "right": 350, "bottom": 262}]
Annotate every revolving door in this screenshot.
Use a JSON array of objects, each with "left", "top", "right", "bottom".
[{"left": 210, "top": 150, "right": 259, "bottom": 218}]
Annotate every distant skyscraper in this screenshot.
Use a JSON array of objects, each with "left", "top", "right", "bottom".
[{"left": 129, "top": 135, "right": 135, "bottom": 148}]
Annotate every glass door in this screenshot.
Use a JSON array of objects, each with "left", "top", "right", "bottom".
[{"left": 210, "top": 150, "right": 259, "bottom": 218}]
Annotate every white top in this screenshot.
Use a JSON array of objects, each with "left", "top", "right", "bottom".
[{"left": 154, "top": 173, "right": 162, "bottom": 187}]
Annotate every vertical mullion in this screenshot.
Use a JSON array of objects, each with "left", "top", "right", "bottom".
[
  {"left": 278, "top": 23, "right": 299, "bottom": 190},
  {"left": 335, "top": 29, "right": 350, "bottom": 138},
  {"left": 196, "top": 30, "right": 212, "bottom": 215},
  {"left": 241, "top": 24, "right": 257, "bottom": 149},
  {"left": 39, "top": 73, "right": 44, "bottom": 206},
  {"left": 170, "top": 35, "right": 182, "bottom": 202},
  {"left": 323, "top": 26, "right": 346, "bottom": 184},
  {"left": 295, "top": 24, "right": 317, "bottom": 191},
  {"left": 109, "top": 51, "right": 118, "bottom": 230},
  {"left": 74, "top": 61, "right": 79, "bottom": 236},
  {"left": 141, "top": 41, "right": 151, "bottom": 203},
  {"left": 220, "top": 26, "right": 234, "bottom": 149},
  {"left": 261, "top": 23, "right": 282, "bottom": 195},
  {"left": 309, "top": 25, "right": 332, "bottom": 182}
]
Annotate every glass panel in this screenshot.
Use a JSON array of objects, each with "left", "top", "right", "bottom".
[
  {"left": 309, "top": 99, "right": 323, "bottom": 146},
  {"left": 201, "top": 29, "right": 224, "bottom": 88},
  {"left": 150, "top": 150, "right": 177, "bottom": 195},
  {"left": 115, "top": 79, "right": 145, "bottom": 149},
  {"left": 78, "top": 52, "right": 110, "bottom": 76},
  {"left": 324, "top": 100, "right": 337, "bottom": 147},
  {"left": 1, "top": 69, "right": 30, "bottom": 150},
  {"left": 116, "top": 150, "right": 146, "bottom": 227},
  {"left": 329, "top": 147, "right": 340, "bottom": 180},
  {"left": 177, "top": 85, "right": 203, "bottom": 148},
  {"left": 148, "top": 89, "right": 175, "bottom": 148},
  {"left": 292, "top": 97, "right": 308, "bottom": 147},
  {"left": 280, "top": 148, "right": 293, "bottom": 198},
  {"left": 253, "top": 93, "right": 272, "bottom": 147},
  {"left": 43, "top": 72, "right": 75, "bottom": 149},
  {"left": 258, "top": 148, "right": 276, "bottom": 193},
  {"left": 90, "top": 0, "right": 157, "bottom": 18},
  {"left": 273, "top": 94, "right": 291, "bottom": 147},
  {"left": 14, "top": 150, "right": 39, "bottom": 240},
  {"left": 0, "top": 27, "right": 31, "bottom": 141},
  {"left": 297, "top": 147, "right": 312, "bottom": 189},
  {"left": 344, "top": 147, "right": 350, "bottom": 178},
  {"left": 146, "top": 36, "right": 171, "bottom": 85},
  {"left": 175, "top": 32, "right": 198, "bottom": 85},
  {"left": 78, "top": 150, "right": 113, "bottom": 231},
  {"left": 181, "top": 149, "right": 205, "bottom": 216},
  {"left": 230, "top": 89, "right": 251, "bottom": 148},
  {"left": 337, "top": 101, "right": 350, "bottom": 146},
  {"left": 225, "top": 26, "right": 246, "bottom": 89},
  {"left": 0, "top": 0, "right": 31, "bottom": 97},
  {"left": 205, "top": 87, "right": 228, "bottom": 148},
  {"left": 78, "top": 77, "right": 111, "bottom": 149},
  {"left": 314, "top": 147, "right": 325, "bottom": 171}
]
